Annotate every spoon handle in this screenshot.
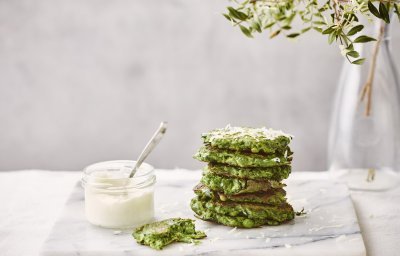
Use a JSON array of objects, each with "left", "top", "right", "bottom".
[{"left": 129, "top": 122, "right": 168, "bottom": 178}]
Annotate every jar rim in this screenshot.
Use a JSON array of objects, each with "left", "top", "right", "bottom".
[{"left": 81, "top": 160, "right": 155, "bottom": 190}]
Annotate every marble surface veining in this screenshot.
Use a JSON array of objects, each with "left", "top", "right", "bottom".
[{"left": 40, "top": 175, "right": 366, "bottom": 256}]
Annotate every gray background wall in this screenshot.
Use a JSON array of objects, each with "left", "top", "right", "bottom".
[{"left": 0, "top": 0, "right": 399, "bottom": 171}]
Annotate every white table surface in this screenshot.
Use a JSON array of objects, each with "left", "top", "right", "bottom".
[{"left": 0, "top": 170, "right": 399, "bottom": 256}]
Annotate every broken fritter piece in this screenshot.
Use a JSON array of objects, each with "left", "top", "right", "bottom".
[{"left": 132, "top": 218, "right": 206, "bottom": 250}]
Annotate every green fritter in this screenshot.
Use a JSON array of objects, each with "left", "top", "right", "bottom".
[
  {"left": 201, "top": 170, "right": 285, "bottom": 195},
  {"left": 201, "top": 125, "right": 292, "bottom": 154},
  {"left": 191, "top": 198, "right": 292, "bottom": 228},
  {"left": 132, "top": 218, "right": 206, "bottom": 250},
  {"left": 191, "top": 197, "right": 294, "bottom": 223},
  {"left": 194, "top": 183, "right": 287, "bottom": 205},
  {"left": 207, "top": 163, "right": 291, "bottom": 181},
  {"left": 193, "top": 206, "right": 280, "bottom": 228},
  {"left": 194, "top": 146, "right": 292, "bottom": 168}
]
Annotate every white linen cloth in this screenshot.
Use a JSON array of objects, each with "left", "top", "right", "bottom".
[{"left": 0, "top": 170, "right": 399, "bottom": 256}]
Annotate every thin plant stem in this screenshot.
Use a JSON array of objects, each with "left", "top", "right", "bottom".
[{"left": 359, "top": 21, "right": 386, "bottom": 116}]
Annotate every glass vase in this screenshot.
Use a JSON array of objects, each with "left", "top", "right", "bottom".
[{"left": 328, "top": 20, "right": 400, "bottom": 191}]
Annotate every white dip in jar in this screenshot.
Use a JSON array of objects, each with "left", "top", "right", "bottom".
[{"left": 81, "top": 160, "right": 156, "bottom": 229}]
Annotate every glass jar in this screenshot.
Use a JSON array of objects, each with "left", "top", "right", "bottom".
[
  {"left": 82, "top": 160, "right": 156, "bottom": 229},
  {"left": 328, "top": 19, "right": 400, "bottom": 190}
]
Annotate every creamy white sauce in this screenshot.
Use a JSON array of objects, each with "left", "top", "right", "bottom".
[{"left": 84, "top": 170, "right": 154, "bottom": 229}]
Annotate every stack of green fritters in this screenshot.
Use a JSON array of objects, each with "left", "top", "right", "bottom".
[{"left": 190, "top": 125, "right": 295, "bottom": 228}]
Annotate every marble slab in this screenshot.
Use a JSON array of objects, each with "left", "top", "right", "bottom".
[{"left": 41, "top": 174, "right": 366, "bottom": 256}]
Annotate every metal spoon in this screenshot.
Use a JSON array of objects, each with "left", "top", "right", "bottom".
[{"left": 129, "top": 121, "right": 168, "bottom": 178}]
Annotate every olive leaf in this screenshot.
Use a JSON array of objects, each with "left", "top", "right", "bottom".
[
  {"left": 264, "top": 22, "right": 275, "bottom": 29},
  {"left": 239, "top": 25, "right": 253, "bottom": 38},
  {"left": 313, "top": 21, "right": 327, "bottom": 26},
  {"left": 313, "top": 27, "right": 323, "bottom": 33},
  {"left": 269, "top": 30, "right": 281, "bottom": 39},
  {"left": 354, "top": 35, "right": 376, "bottom": 43},
  {"left": 328, "top": 32, "right": 336, "bottom": 44},
  {"left": 368, "top": 1, "right": 381, "bottom": 19},
  {"left": 322, "top": 26, "right": 335, "bottom": 35},
  {"left": 301, "top": 27, "right": 312, "bottom": 33},
  {"left": 227, "top": 7, "right": 248, "bottom": 21},
  {"left": 346, "top": 43, "right": 354, "bottom": 51},
  {"left": 352, "top": 58, "right": 366, "bottom": 65},
  {"left": 223, "top": 13, "right": 232, "bottom": 22},
  {"left": 347, "top": 51, "right": 360, "bottom": 58},
  {"left": 287, "top": 33, "right": 300, "bottom": 38},
  {"left": 347, "top": 25, "right": 364, "bottom": 36},
  {"left": 395, "top": 4, "right": 400, "bottom": 22},
  {"left": 379, "top": 2, "right": 390, "bottom": 23},
  {"left": 251, "top": 20, "right": 262, "bottom": 33}
]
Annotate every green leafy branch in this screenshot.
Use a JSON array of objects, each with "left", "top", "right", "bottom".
[{"left": 224, "top": 0, "right": 400, "bottom": 65}]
